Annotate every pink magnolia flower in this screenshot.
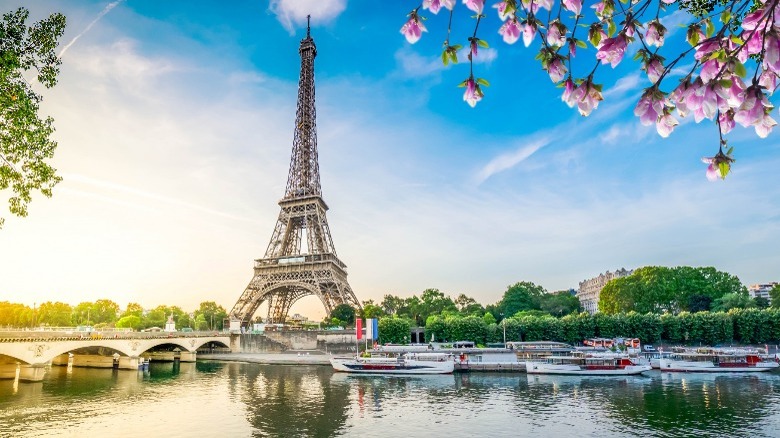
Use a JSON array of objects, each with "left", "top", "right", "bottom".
[
  {"left": 592, "top": 0, "right": 613, "bottom": 19},
  {"left": 464, "top": 0, "right": 485, "bottom": 14},
  {"left": 546, "top": 20, "right": 567, "bottom": 47},
  {"left": 423, "top": 0, "right": 456, "bottom": 14},
  {"left": 470, "top": 38, "right": 479, "bottom": 56},
  {"left": 462, "top": 77, "right": 484, "bottom": 107},
  {"left": 759, "top": 69, "right": 778, "bottom": 93},
  {"left": 523, "top": 22, "right": 537, "bottom": 47},
  {"left": 656, "top": 112, "right": 678, "bottom": 138},
  {"left": 562, "top": 0, "right": 582, "bottom": 15},
  {"left": 562, "top": 78, "right": 577, "bottom": 107},
  {"left": 670, "top": 79, "right": 691, "bottom": 118},
  {"left": 571, "top": 79, "right": 603, "bottom": 116},
  {"left": 493, "top": 0, "right": 513, "bottom": 20},
  {"left": 743, "top": 30, "right": 764, "bottom": 57},
  {"left": 764, "top": 32, "right": 780, "bottom": 73},
  {"left": 713, "top": 76, "right": 745, "bottom": 109},
  {"left": 742, "top": 8, "right": 769, "bottom": 31},
  {"left": 734, "top": 86, "right": 772, "bottom": 127},
  {"left": 548, "top": 58, "right": 567, "bottom": 83},
  {"left": 520, "top": 0, "right": 540, "bottom": 13},
  {"left": 687, "top": 26, "right": 705, "bottom": 47},
  {"left": 596, "top": 34, "right": 628, "bottom": 68},
  {"left": 694, "top": 39, "right": 722, "bottom": 61},
  {"left": 719, "top": 110, "right": 735, "bottom": 135},
  {"left": 535, "top": 0, "right": 554, "bottom": 11},
  {"left": 684, "top": 79, "right": 718, "bottom": 122},
  {"left": 400, "top": 14, "right": 427, "bottom": 44},
  {"left": 699, "top": 59, "right": 722, "bottom": 84},
  {"left": 702, "top": 149, "right": 734, "bottom": 181},
  {"left": 634, "top": 89, "right": 665, "bottom": 126},
  {"left": 569, "top": 40, "right": 577, "bottom": 57},
  {"left": 499, "top": 17, "right": 521, "bottom": 44},
  {"left": 756, "top": 113, "right": 777, "bottom": 138},
  {"left": 644, "top": 57, "right": 664, "bottom": 83},
  {"left": 644, "top": 20, "right": 666, "bottom": 47},
  {"left": 661, "top": 0, "right": 676, "bottom": 4}
]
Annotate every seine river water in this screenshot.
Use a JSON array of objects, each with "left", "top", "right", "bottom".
[{"left": 3, "top": 361, "right": 780, "bottom": 437}]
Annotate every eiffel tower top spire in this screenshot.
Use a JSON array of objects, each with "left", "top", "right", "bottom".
[{"left": 284, "top": 15, "right": 320, "bottom": 200}]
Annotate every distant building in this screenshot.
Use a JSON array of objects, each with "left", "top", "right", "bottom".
[
  {"left": 748, "top": 282, "right": 779, "bottom": 304},
  {"left": 577, "top": 268, "right": 634, "bottom": 314}
]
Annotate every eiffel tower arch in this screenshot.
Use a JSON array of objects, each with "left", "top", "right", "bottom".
[{"left": 230, "top": 19, "right": 361, "bottom": 326}]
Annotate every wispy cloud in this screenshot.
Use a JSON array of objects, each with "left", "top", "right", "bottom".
[
  {"left": 475, "top": 137, "right": 550, "bottom": 184},
  {"left": 269, "top": 0, "right": 347, "bottom": 35},
  {"left": 394, "top": 47, "right": 444, "bottom": 78},
  {"left": 59, "top": 0, "right": 125, "bottom": 58}
]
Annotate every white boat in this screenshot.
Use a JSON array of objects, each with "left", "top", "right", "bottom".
[
  {"left": 658, "top": 347, "right": 779, "bottom": 372},
  {"left": 526, "top": 353, "right": 652, "bottom": 376},
  {"left": 330, "top": 353, "right": 454, "bottom": 375}
]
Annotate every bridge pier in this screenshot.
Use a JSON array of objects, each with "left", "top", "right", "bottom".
[
  {"left": 18, "top": 364, "right": 46, "bottom": 382},
  {"left": 70, "top": 354, "right": 115, "bottom": 368},
  {"left": 117, "top": 356, "right": 142, "bottom": 370},
  {"left": 180, "top": 351, "right": 196, "bottom": 362}
]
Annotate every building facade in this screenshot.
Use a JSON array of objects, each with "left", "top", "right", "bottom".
[
  {"left": 748, "top": 282, "right": 779, "bottom": 304},
  {"left": 577, "top": 268, "right": 634, "bottom": 314}
]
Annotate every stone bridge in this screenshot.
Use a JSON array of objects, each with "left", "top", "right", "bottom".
[{"left": 0, "top": 331, "right": 235, "bottom": 382}]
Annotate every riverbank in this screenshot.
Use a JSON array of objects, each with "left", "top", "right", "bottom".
[{"left": 199, "top": 351, "right": 332, "bottom": 365}]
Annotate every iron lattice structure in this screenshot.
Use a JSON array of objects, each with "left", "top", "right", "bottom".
[{"left": 230, "top": 23, "right": 360, "bottom": 325}]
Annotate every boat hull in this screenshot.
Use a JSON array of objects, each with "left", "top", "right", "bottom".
[
  {"left": 525, "top": 362, "right": 652, "bottom": 376},
  {"left": 658, "top": 359, "right": 779, "bottom": 373},
  {"left": 330, "top": 357, "right": 454, "bottom": 375}
]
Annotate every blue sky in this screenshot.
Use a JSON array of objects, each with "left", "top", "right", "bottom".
[{"left": 1, "top": 0, "right": 778, "bottom": 321}]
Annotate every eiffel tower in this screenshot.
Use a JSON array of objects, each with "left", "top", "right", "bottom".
[{"left": 230, "top": 18, "right": 360, "bottom": 326}]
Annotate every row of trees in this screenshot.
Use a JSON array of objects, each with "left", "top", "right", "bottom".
[
  {"left": 0, "top": 300, "right": 229, "bottom": 331},
  {"left": 598, "top": 266, "right": 770, "bottom": 314},
  {"left": 403, "top": 309, "right": 780, "bottom": 347}
]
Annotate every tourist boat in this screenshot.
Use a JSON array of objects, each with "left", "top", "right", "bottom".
[
  {"left": 330, "top": 353, "right": 454, "bottom": 374},
  {"left": 658, "top": 347, "right": 779, "bottom": 372},
  {"left": 506, "top": 341, "right": 574, "bottom": 371},
  {"left": 525, "top": 353, "right": 652, "bottom": 375}
]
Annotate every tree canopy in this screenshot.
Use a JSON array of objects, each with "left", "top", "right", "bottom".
[
  {"left": 599, "top": 266, "right": 746, "bottom": 314},
  {"left": 1, "top": 7, "right": 66, "bottom": 227}
]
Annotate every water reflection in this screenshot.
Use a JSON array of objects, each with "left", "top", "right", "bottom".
[{"left": 226, "top": 364, "right": 351, "bottom": 437}]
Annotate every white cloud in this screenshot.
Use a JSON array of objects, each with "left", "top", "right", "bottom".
[
  {"left": 59, "top": 0, "right": 125, "bottom": 58},
  {"left": 269, "top": 0, "right": 347, "bottom": 35},
  {"left": 475, "top": 137, "right": 550, "bottom": 184},
  {"left": 457, "top": 47, "right": 498, "bottom": 64},
  {"left": 394, "top": 47, "right": 444, "bottom": 78}
]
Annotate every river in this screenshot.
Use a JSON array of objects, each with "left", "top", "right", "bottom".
[{"left": 2, "top": 361, "right": 780, "bottom": 437}]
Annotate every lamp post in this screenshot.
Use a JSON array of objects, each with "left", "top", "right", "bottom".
[{"left": 501, "top": 313, "right": 506, "bottom": 344}]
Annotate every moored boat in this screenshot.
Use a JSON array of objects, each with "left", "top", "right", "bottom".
[
  {"left": 658, "top": 347, "right": 779, "bottom": 372},
  {"left": 330, "top": 353, "right": 454, "bottom": 375},
  {"left": 526, "top": 353, "right": 652, "bottom": 376}
]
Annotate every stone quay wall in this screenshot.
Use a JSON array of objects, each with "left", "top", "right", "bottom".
[{"left": 237, "top": 330, "right": 358, "bottom": 354}]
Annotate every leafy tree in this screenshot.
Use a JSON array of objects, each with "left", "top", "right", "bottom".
[
  {"left": 712, "top": 292, "right": 756, "bottom": 312},
  {"left": 687, "top": 295, "right": 713, "bottom": 313},
  {"left": 754, "top": 297, "right": 770, "bottom": 309},
  {"left": 121, "top": 302, "right": 144, "bottom": 319},
  {"left": 539, "top": 291, "right": 582, "bottom": 317},
  {"left": 418, "top": 288, "right": 457, "bottom": 324},
  {"left": 0, "top": 301, "right": 30, "bottom": 327},
  {"left": 91, "top": 299, "right": 120, "bottom": 324},
  {"left": 378, "top": 317, "right": 411, "bottom": 344},
  {"left": 454, "top": 293, "right": 484, "bottom": 316},
  {"left": 330, "top": 304, "right": 356, "bottom": 326},
  {"left": 194, "top": 301, "right": 227, "bottom": 330},
  {"left": 115, "top": 315, "right": 142, "bottom": 331},
  {"left": 0, "top": 8, "right": 66, "bottom": 227},
  {"left": 770, "top": 285, "right": 780, "bottom": 308},
  {"left": 498, "top": 281, "right": 546, "bottom": 317},
  {"left": 360, "top": 300, "right": 385, "bottom": 319},
  {"left": 482, "top": 312, "right": 496, "bottom": 326},
  {"left": 380, "top": 294, "right": 404, "bottom": 316},
  {"left": 35, "top": 301, "right": 72, "bottom": 326}
]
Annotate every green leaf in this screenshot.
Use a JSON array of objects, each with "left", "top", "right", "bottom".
[
  {"left": 730, "top": 35, "right": 744, "bottom": 45},
  {"left": 442, "top": 51, "right": 449, "bottom": 65},
  {"left": 476, "top": 77, "right": 490, "bottom": 87},
  {"left": 726, "top": 146, "right": 734, "bottom": 155},
  {"left": 719, "top": 79, "right": 733, "bottom": 88},
  {"left": 575, "top": 39, "right": 587, "bottom": 48},
  {"left": 608, "top": 20, "right": 616, "bottom": 38},
  {"left": 718, "top": 161, "right": 730, "bottom": 179},
  {"left": 720, "top": 10, "right": 731, "bottom": 24},
  {"left": 705, "top": 19, "right": 715, "bottom": 38},
  {"left": 478, "top": 39, "right": 489, "bottom": 48},
  {"left": 450, "top": 52, "right": 459, "bottom": 64},
  {"left": 734, "top": 60, "right": 747, "bottom": 78},
  {"left": 452, "top": 44, "right": 463, "bottom": 50}
]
